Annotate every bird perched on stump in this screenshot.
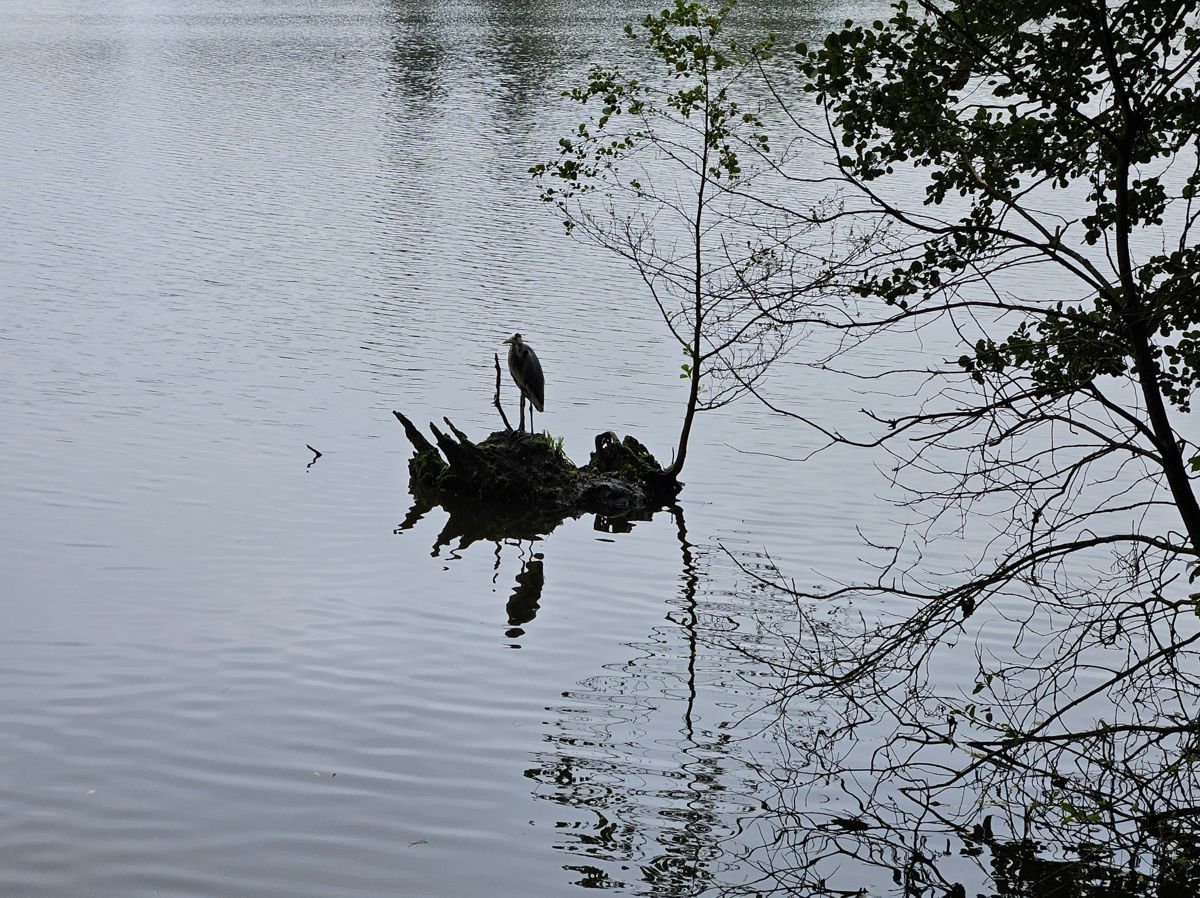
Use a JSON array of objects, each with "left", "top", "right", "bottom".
[{"left": 503, "top": 333, "right": 544, "bottom": 432}]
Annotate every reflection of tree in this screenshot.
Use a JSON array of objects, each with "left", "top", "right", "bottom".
[
  {"left": 395, "top": 470, "right": 755, "bottom": 889},
  {"left": 383, "top": 0, "right": 590, "bottom": 122},
  {"left": 522, "top": 505, "right": 761, "bottom": 895},
  {"left": 471, "top": 0, "right": 570, "bottom": 122},
  {"left": 382, "top": 0, "right": 839, "bottom": 127},
  {"left": 711, "top": 564, "right": 1200, "bottom": 898},
  {"left": 524, "top": 678, "right": 740, "bottom": 893},
  {"left": 673, "top": 506, "right": 699, "bottom": 742},
  {"left": 384, "top": 1, "right": 451, "bottom": 107}
]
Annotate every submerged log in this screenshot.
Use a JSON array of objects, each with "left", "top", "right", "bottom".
[{"left": 392, "top": 411, "right": 681, "bottom": 544}]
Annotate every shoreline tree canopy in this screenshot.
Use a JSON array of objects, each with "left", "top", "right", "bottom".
[{"left": 542, "top": 0, "right": 1200, "bottom": 893}]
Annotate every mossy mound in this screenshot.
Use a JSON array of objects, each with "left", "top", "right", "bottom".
[{"left": 393, "top": 412, "right": 680, "bottom": 537}]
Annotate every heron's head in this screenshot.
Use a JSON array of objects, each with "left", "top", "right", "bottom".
[{"left": 503, "top": 333, "right": 523, "bottom": 346}]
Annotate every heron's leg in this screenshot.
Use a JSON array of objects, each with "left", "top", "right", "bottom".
[
  {"left": 529, "top": 405, "right": 534, "bottom": 433},
  {"left": 518, "top": 395, "right": 526, "bottom": 432}
]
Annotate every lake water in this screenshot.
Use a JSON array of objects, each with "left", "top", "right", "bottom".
[{"left": 0, "top": 1, "right": 1077, "bottom": 895}]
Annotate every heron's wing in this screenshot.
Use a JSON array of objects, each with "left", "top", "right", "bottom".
[{"left": 524, "top": 347, "right": 545, "bottom": 412}]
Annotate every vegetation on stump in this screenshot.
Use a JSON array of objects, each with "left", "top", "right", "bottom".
[{"left": 393, "top": 411, "right": 681, "bottom": 549}]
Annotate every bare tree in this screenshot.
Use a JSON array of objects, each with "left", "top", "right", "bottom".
[{"left": 532, "top": 0, "right": 842, "bottom": 476}]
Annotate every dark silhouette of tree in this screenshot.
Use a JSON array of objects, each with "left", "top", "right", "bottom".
[
  {"left": 718, "top": 0, "right": 1200, "bottom": 894},
  {"left": 532, "top": 1, "right": 841, "bottom": 476},
  {"left": 539, "top": 1, "right": 1200, "bottom": 893}
]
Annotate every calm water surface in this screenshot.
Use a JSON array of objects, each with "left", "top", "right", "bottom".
[{"left": 0, "top": 1, "right": 905, "bottom": 895}]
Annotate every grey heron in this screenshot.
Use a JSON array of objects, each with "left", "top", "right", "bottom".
[{"left": 503, "top": 333, "right": 544, "bottom": 432}]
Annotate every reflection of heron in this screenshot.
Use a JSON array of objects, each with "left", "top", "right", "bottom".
[
  {"left": 506, "top": 553, "right": 545, "bottom": 637},
  {"left": 504, "top": 333, "right": 544, "bottom": 432}
]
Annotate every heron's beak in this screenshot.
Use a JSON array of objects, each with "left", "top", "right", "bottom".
[{"left": 502, "top": 337, "right": 514, "bottom": 345}]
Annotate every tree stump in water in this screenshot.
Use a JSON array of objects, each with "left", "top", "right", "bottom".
[{"left": 393, "top": 411, "right": 681, "bottom": 544}]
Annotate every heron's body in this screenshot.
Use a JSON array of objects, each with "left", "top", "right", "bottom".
[{"left": 504, "top": 333, "right": 544, "bottom": 431}]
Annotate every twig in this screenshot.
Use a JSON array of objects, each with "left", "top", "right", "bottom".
[
  {"left": 305, "top": 444, "right": 322, "bottom": 470},
  {"left": 493, "top": 353, "right": 513, "bottom": 431}
]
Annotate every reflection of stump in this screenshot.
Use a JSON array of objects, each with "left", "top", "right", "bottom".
[{"left": 392, "top": 412, "right": 681, "bottom": 546}]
